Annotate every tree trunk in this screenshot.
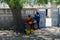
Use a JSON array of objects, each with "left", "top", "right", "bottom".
[{"left": 11, "top": 8, "right": 24, "bottom": 33}]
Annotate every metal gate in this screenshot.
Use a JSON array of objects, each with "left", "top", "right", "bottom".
[
  {"left": 38, "top": 8, "right": 46, "bottom": 28},
  {"left": 58, "top": 8, "right": 60, "bottom": 27},
  {"left": 38, "top": 8, "right": 59, "bottom": 27},
  {"left": 51, "top": 8, "right": 58, "bottom": 27}
]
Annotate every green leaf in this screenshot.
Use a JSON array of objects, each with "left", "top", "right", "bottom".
[{"left": 3, "top": 0, "right": 27, "bottom": 9}]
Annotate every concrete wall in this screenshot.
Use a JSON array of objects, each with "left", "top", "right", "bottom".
[{"left": 0, "top": 8, "right": 37, "bottom": 29}]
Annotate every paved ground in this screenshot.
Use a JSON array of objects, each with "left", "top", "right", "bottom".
[
  {"left": 0, "top": 30, "right": 45, "bottom": 40},
  {"left": 34, "top": 27, "right": 60, "bottom": 40},
  {"left": 0, "top": 27, "right": 60, "bottom": 40}
]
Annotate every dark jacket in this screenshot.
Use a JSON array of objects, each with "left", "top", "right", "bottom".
[{"left": 36, "top": 12, "right": 40, "bottom": 21}]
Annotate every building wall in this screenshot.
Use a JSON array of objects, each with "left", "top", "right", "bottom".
[{"left": 0, "top": 8, "right": 37, "bottom": 29}]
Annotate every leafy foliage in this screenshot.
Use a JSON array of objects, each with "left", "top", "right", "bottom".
[
  {"left": 3, "top": 0, "right": 48, "bottom": 8},
  {"left": 54, "top": 0, "right": 60, "bottom": 5},
  {"left": 2, "top": 0, "right": 60, "bottom": 8},
  {"left": 49, "top": 0, "right": 60, "bottom": 5},
  {"left": 34, "top": 0, "right": 48, "bottom": 5},
  {"left": 34, "top": 0, "right": 60, "bottom": 5},
  {"left": 3, "top": 0, "right": 27, "bottom": 9}
]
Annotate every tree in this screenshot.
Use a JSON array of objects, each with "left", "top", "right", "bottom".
[
  {"left": 48, "top": 0, "right": 60, "bottom": 5},
  {"left": 2, "top": 0, "right": 27, "bottom": 33},
  {"left": 34, "top": 0, "right": 60, "bottom": 6},
  {"left": 54, "top": 0, "right": 60, "bottom": 5},
  {"left": 34, "top": 0, "right": 48, "bottom": 5}
]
